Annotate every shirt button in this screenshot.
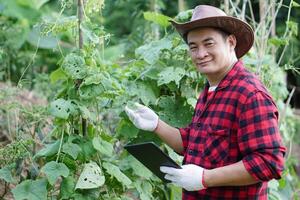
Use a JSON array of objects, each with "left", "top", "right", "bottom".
[{"left": 188, "top": 149, "right": 194, "bottom": 155}]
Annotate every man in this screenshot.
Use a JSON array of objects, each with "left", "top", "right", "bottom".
[{"left": 125, "top": 5, "right": 286, "bottom": 199}]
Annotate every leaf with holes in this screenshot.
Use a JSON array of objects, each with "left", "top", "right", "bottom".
[
  {"left": 41, "top": 161, "right": 69, "bottom": 185},
  {"left": 49, "top": 99, "right": 76, "bottom": 119},
  {"left": 62, "top": 53, "right": 87, "bottom": 79},
  {"left": 79, "top": 84, "right": 105, "bottom": 100},
  {"left": 103, "top": 162, "right": 132, "bottom": 187},
  {"left": 75, "top": 162, "right": 105, "bottom": 189}
]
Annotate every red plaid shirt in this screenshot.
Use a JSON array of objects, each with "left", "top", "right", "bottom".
[{"left": 179, "top": 61, "right": 286, "bottom": 200}]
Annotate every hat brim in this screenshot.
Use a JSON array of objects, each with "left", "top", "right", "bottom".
[{"left": 170, "top": 16, "right": 254, "bottom": 58}]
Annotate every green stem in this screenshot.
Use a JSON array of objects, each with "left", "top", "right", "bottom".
[{"left": 56, "top": 127, "right": 64, "bottom": 162}]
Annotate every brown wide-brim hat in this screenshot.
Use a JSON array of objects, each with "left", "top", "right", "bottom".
[{"left": 170, "top": 5, "right": 254, "bottom": 58}]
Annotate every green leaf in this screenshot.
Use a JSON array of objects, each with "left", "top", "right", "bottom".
[
  {"left": 187, "top": 97, "right": 197, "bottom": 108},
  {"left": 12, "top": 179, "right": 47, "bottom": 200},
  {"left": 17, "top": 0, "right": 49, "bottom": 9},
  {"left": 0, "top": 165, "right": 15, "bottom": 183},
  {"left": 135, "top": 37, "right": 172, "bottom": 64},
  {"left": 79, "top": 84, "right": 105, "bottom": 100},
  {"left": 0, "top": 0, "right": 40, "bottom": 21},
  {"left": 174, "top": 9, "right": 193, "bottom": 23},
  {"left": 157, "top": 96, "right": 193, "bottom": 127},
  {"left": 82, "top": 26, "right": 100, "bottom": 44},
  {"left": 77, "top": 139, "right": 96, "bottom": 161},
  {"left": 134, "top": 180, "right": 153, "bottom": 200},
  {"left": 60, "top": 176, "right": 75, "bottom": 200},
  {"left": 92, "top": 137, "right": 114, "bottom": 157},
  {"left": 34, "top": 140, "right": 60, "bottom": 158},
  {"left": 78, "top": 105, "right": 96, "bottom": 121},
  {"left": 116, "top": 119, "right": 139, "bottom": 139},
  {"left": 4, "top": 21, "right": 30, "bottom": 49},
  {"left": 62, "top": 53, "right": 87, "bottom": 79},
  {"left": 41, "top": 161, "right": 69, "bottom": 185},
  {"left": 50, "top": 67, "right": 67, "bottom": 83},
  {"left": 75, "top": 162, "right": 105, "bottom": 189},
  {"left": 133, "top": 82, "right": 157, "bottom": 105},
  {"left": 158, "top": 67, "right": 186, "bottom": 86},
  {"left": 27, "top": 26, "right": 58, "bottom": 49},
  {"left": 49, "top": 98, "right": 76, "bottom": 119},
  {"left": 143, "top": 11, "right": 171, "bottom": 27},
  {"left": 103, "top": 162, "right": 132, "bottom": 187},
  {"left": 268, "top": 37, "right": 288, "bottom": 47},
  {"left": 292, "top": 0, "right": 300, "bottom": 7},
  {"left": 84, "top": 73, "right": 104, "bottom": 85},
  {"left": 63, "top": 143, "right": 82, "bottom": 159},
  {"left": 127, "top": 156, "right": 152, "bottom": 179}
]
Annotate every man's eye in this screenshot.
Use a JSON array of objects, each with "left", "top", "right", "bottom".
[
  {"left": 189, "top": 47, "right": 197, "bottom": 51},
  {"left": 205, "top": 43, "right": 214, "bottom": 46}
]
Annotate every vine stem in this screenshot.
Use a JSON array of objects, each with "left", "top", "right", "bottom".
[
  {"left": 17, "top": 37, "right": 40, "bottom": 88},
  {"left": 56, "top": 128, "right": 64, "bottom": 162},
  {"left": 77, "top": 0, "right": 87, "bottom": 137}
]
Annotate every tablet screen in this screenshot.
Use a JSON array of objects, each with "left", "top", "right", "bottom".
[{"left": 124, "top": 142, "right": 181, "bottom": 182}]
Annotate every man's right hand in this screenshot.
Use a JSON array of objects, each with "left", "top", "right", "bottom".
[{"left": 125, "top": 103, "right": 159, "bottom": 132}]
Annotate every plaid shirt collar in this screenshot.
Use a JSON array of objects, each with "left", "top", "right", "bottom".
[{"left": 205, "top": 60, "right": 243, "bottom": 92}]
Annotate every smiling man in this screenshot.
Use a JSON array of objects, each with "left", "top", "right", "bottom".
[{"left": 125, "top": 5, "right": 286, "bottom": 200}]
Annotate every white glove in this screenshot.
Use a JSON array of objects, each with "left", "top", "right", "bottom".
[
  {"left": 160, "top": 164, "right": 207, "bottom": 191},
  {"left": 125, "top": 103, "right": 159, "bottom": 132}
]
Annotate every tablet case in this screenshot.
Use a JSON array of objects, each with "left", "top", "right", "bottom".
[{"left": 124, "top": 142, "right": 181, "bottom": 182}]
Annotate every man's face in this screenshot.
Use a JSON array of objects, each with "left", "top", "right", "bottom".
[{"left": 187, "top": 27, "right": 236, "bottom": 78}]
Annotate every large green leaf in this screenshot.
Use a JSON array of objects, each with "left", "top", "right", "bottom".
[
  {"left": 135, "top": 37, "right": 172, "bottom": 64},
  {"left": 12, "top": 179, "right": 47, "bottom": 200},
  {"left": 127, "top": 156, "right": 152, "bottom": 179},
  {"left": 17, "top": 0, "right": 49, "bottom": 9},
  {"left": 34, "top": 140, "right": 60, "bottom": 158},
  {"left": 103, "top": 162, "right": 132, "bottom": 187},
  {"left": 63, "top": 142, "right": 82, "bottom": 159},
  {"left": 0, "top": 0, "right": 40, "bottom": 21},
  {"left": 60, "top": 176, "right": 75, "bottom": 200},
  {"left": 79, "top": 84, "right": 105, "bottom": 100},
  {"left": 75, "top": 162, "right": 105, "bottom": 189},
  {"left": 50, "top": 67, "right": 68, "bottom": 84},
  {"left": 136, "top": 82, "right": 157, "bottom": 105},
  {"left": 143, "top": 11, "right": 171, "bottom": 27},
  {"left": 4, "top": 21, "right": 30, "bottom": 49},
  {"left": 0, "top": 165, "right": 15, "bottom": 183},
  {"left": 49, "top": 99, "right": 76, "bottom": 119},
  {"left": 157, "top": 67, "right": 186, "bottom": 86},
  {"left": 62, "top": 53, "right": 87, "bottom": 79},
  {"left": 157, "top": 96, "right": 193, "bottom": 127},
  {"left": 116, "top": 119, "right": 139, "bottom": 139},
  {"left": 27, "top": 26, "right": 58, "bottom": 49},
  {"left": 41, "top": 161, "right": 69, "bottom": 185},
  {"left": 92, "top": 137, "right": 114, "bottom": 157}
]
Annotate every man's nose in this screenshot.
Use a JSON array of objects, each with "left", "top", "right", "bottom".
[{"left": 195, "top": 48, "right": 208, "bottom": 59}]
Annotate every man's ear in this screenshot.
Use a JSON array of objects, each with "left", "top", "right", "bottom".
[{"left": 227, "top": 35, "right": 237, "bottom": 51}]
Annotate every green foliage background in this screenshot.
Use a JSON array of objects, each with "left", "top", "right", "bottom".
[{"left": 0, "top": 0, "right": 299, "bottom": 199}]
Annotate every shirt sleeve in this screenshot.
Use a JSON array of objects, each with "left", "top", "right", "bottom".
[
  {"left": 178, "top": 123, "right": 191, "bottom": 155},
  {"left": 238, "top": 91, "right": 286, "bottom": 181}
]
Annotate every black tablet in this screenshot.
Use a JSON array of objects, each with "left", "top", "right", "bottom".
[{"left": 124, "top": 142, "right": 181, "bottom": 182}]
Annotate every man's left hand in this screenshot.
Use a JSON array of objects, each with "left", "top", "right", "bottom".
[{"left": 160, "top": 164, "right": 207, "bottom": 191}]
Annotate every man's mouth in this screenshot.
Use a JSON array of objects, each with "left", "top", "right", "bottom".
[{"left": 197, "top": 60, "right": 211, "bottom": 66}]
